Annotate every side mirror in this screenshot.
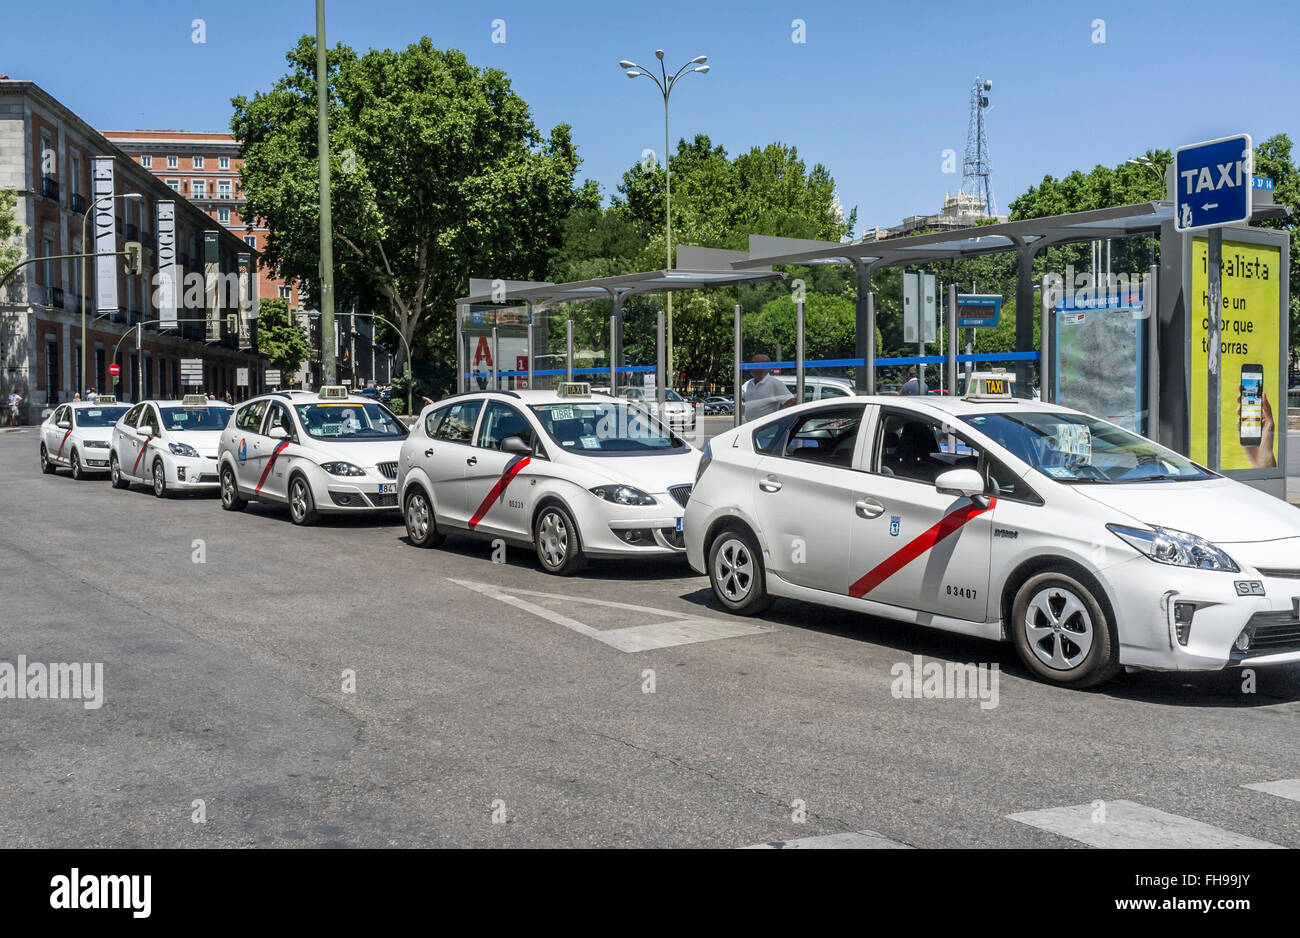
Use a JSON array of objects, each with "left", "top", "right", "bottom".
[
  {"left": 57, "top": 420, "right": 71, "bottom": 429},
  {"left": 137, "top": 424, "right": 155, "bottom": 437},
  {"left": 501, "top": 435, "right": 531, "bottom": 455},
  {"left": 267, "top": 425, "right": 289, "bottom": 440},
  {"left": 935, "top": 468, "right": 986, "bottom": 499}
]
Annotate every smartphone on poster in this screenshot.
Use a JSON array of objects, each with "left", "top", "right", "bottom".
[{"left": 1239, "top": 364, "right": 1264, "bottom": 447}]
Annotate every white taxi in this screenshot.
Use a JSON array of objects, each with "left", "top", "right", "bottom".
[
  {"left": 110, "top": 395, "right": 234, "bottom": 496},
  {"left": 398, "top": 384, "right": 700, "bottom": 574},
  {"left": 684, "top": 373, "right": 1300, "bottom": 688},
  {"left": 39, "top": 396, "right": 130, "bottom": 479},
  {"left": 217, "top": 386, "right": 408, "bottom": 524}
]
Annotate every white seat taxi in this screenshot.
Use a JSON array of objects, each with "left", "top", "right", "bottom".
[
  {"left": 110, "top": 395, "right": 234, "bottom": 496},
  {"left": 217, "top": 386, "right": 408, "bottom": 524},
  {"left": 684, "top": 373, "right": 1300, "bottom": 688},
  {"left": 398, "top": 383, "right": 700, "bottom": 574},
  {"left": 39, "top": 396, "right": 130, "bottom": 479}
]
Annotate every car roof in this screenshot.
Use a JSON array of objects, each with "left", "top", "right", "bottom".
[
  {"left": 431, "top": 389, "right": 619, "bottom": 407},
  {"left": 140, "top": 399, "right": 233, "bottom": 408}
]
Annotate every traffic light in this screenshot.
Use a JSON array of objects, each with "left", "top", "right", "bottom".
[{"left": 123, "top": 241, "right": 142, "bottom": 275}]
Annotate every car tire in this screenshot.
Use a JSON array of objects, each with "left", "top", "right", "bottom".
[
  {"left": 707, "top": 527, "right": 773, "bottom": 615},
  {"left": 152, "top": 459, "right": 168, "bottom": 498},
  {"left": 288, "top": 474, "right": 319, "bottom": 526},
  {"left": 404, "top": 486, "right": 445, "bottom": 548},
  {"left": 40, "top": 444, "right": 55, "bottom": 474},
  {"left": 70, "top": 449, "right": 84, "bottom": 481},
  {"left": 533, "top": 503, "right": 584, "bottom": 575},
  {"left": 220, "top": 466, "right": 247, "bottom": 512},
  {"left": 1010, "top": 570, "right": 1120, "bottom": 688},
  {"left": 110, "top": 454, "right": 130, "bottom": 489}
]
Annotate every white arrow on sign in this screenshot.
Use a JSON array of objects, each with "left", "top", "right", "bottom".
[{"left": 1203, "top": 203, "right": 1219, "bottom": 210}]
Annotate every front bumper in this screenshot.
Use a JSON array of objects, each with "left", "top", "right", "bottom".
[
  {"left": 578, "top": 492, "right": 689, "bottom": 558},
  {"left": 80, "top": 445, "right": 111, "bottom": 471},
  {"left": 317, "top": 474, "right": 401, "bottom": 512},
  {"left": 171, "top": 455, "right": 221, "bottom": 489}
]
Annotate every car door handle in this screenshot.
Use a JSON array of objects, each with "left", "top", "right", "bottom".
[
  {"left": 424, "top": 448, "right": 435, "bottom": 457},
  {"left": 758, "top": 476, "right": 782, "bottom": 493},
  {"left": 856, "top": 497, "right": 886, "bottom": 519},
  {"left": 466, "top": 456, "right": 477, "bottom": 466}
]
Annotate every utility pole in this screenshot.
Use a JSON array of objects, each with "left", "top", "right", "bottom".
[{"left": 316, "top": 0, "right": 337, "bottom": 384}]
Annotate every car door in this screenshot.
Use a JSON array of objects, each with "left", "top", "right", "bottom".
[
  {"left": 113, "top": 404, "right": 139, "bottom": 475},
  {"left": 46, "top": 405, "right": 68, "bottom": 463},
  {"left": 256, "top": 402, "right": 297, "bottom": 501},
  {"left": 848, "top": 406, "right": 995, "bottom": 622},
  {"left": 421, "top": 398, "right": 484, "bottom": 527},
  {"left": 750, "top": 403, "right": 868, "bottom": 594},
  {"left": 464, "top": 400, "right": 540, "bottom": 540},
  {"left": 129, "top": 404, "right": 161, "bottom": 479},
  {"left": 231, "top": 400, "right": 268, "bottom": 493}
]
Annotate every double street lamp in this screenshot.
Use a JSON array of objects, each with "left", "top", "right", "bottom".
[
  {"left": 81, "top": 191, "right": 143, "bottom": 393},
  {"left": 619, "top": 50, "right": 709, "bottom": 386}
]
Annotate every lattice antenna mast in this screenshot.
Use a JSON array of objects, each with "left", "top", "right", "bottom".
[{"left": 960, "top": 76, "right": 996, "bottom": 216}]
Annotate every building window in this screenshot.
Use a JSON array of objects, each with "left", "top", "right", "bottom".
[
  {"left": 192, "top": 180, "right": 207, "bottom": 198},
  {"left": 218, "top": 208, "right": 230, "bottom": 224},
  {"left": 46, "top": 338, "right": 60, "bottom": 398},
  {"left": 141, "top": 155, "right": 152, "bottom": 168},
  {"left": 167, "top": 179, "right": 180, "bottom": 192},
  {"left": 70, "top": 153, "right": 82, "bottom": 197},
  {"left": 218, "top": 180, "right": 232, "bottom": 198},
  {"left": 193, "top": 156, "right": 204, "bottom": 169},
  {"left": 167, "top": 155, "right": 178, "bottom": 169},
  {"left": 243, "top": 236, "right": 257, "bottom": 248},
  {"left": 219, "top": 156, "right": 230, "bottom": 170},
  {"left": 278, "top": 286, "right": 292, "bottom": 299}
]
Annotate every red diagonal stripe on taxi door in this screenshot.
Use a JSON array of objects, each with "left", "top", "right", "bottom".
[
  {"left": 57, "top": 429, "right": 72, "bottom": 459},
  {"left": 849, "top": 498, "right": 996, "bottom": 599},
  {"left": 132, "top": 435, "right": 155, "bottom": 476},
  {"left": 255, "top": 440, "right": 291, "bottom": 493},
  {"left": 468, "top": 456, "right": 531, "bottom": 529}
]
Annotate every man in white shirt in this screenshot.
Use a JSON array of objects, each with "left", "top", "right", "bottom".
[{"left": 741, "top": 354, "right": 795, "bottom": 423}]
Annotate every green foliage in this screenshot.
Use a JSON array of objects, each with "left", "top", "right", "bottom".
[
  {"left": 0, "top": 189, "right": 23, "bottom": 275},
  {"left": 232, "top": 37, "right": 584, "bottom": 370},
  {"left": 256, "top": 298, "right": 314, "bottom": 374},
  {"left": 1250, "top": 134, "right": 1300, "bottom": 369},
  {"left": 747, "top": 292, "right": 877, "bottom": 361}
]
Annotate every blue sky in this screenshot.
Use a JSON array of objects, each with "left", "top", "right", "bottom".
[{"left": 5, "top": 0, "right": 1297, "bottom": 234}]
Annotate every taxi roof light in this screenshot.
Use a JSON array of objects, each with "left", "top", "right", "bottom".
[
  {"left": 89, "top": 395, "right": 116, "bottom": 404},
  {"left": 962, "top": 371, "right": 1015, "bottom": 402},
  {"left": 557, "top": 382, "right": 591, "bottom": 398},
  {"left": 318, "top": 385, "right": 350, "bottom": 400},
  {"left": 181, "top": 394, "right": 209, "bottom": 407}
]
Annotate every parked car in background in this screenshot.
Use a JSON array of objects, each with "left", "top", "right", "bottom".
[
  {"left": 703, "top": 396, "right": 734, "bottom": 415},
  {"left": 620, "top": 386, "right": 697, "bottom": 431},
  {"left": 776, "top": 375, "right": 857, "bottom": 403}
]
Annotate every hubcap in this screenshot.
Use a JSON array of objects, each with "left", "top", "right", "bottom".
[
  {"left": 537, "top": 511, "right": 568, "bottom": 567},
  {"left": 111, "top": 458, "right": 118, "bottom": 482},
  {"left": 1024, "top": 586, "right": 1094, "bottom": 670},
  {"left": 154, "top": 464, "right": 163, "bottom": 492},
  {"left": 291, "top": 481, "right": 307, "bottom": 519},
  {"left": 714, "top": 537, "right": 754, "bottom": 602},
  {"left": 407, "top": 494, "right": 430, "bottom": 541},
  {"left": 222, "top": 472, "right": 236, "bottom": 504}
]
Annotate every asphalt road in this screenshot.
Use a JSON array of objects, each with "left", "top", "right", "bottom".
[{"left": 2, "top": 426, "right": 1300, "bottom": 848}]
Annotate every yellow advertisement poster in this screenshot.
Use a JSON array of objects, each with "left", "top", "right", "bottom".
[{"left": 1190, "top": 238, "right": 1282, "bottom": 470}]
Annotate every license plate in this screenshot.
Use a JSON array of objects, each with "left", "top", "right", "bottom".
[
  {"left": 379, "top": 483, "right": 395, "bottom": 494},
  {"left": 675, "top": 517, "right": 682, "bottom": 532}
]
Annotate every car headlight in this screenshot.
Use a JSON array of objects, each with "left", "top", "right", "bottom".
[
  {"left": 320, "top": 461, "right": 366, "bottom": 476},
  {"left": 590, "top": 484, "right": 656, "bottom": 506},
  {"left": 1107, "top": 523, "right": 1239, "bottom": 572},
  {"left": 169, "top": 442, "right": 200, "bottom": 458}
]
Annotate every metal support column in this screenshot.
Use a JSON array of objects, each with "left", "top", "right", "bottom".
[
  {"left": 1039, "top": 275, "right": 1052, "bottom": 403},
  {"left": 853, "top": 259, "right": 874, "bottom": 393},
  {"left": 1206, "top": 228, "right": 1223, "bottom": 469},
  {"left": 565, "top": 317, "right": 574, "bottom": 382},
  {"left": 1015, "top": 246, "right": 1036, "bottom": 394},
  {"left": 608, "top": 316, "right": 617, "bottom": 396},
  {"left": 946, "top": 283, "right": 957, "bottom": 400},
  {"left": 455, "top": 304, "right": 464, "bottom": 393},
  {"left": 656, "top": 309, "right": 666, "bottom": 411},
  {"left": 490, "top": 326, "right": 499, "bottom": 391},
  {"left": 135, "top": 323, "right": 143, "bottom": 403},
  {"left": 733, "top": 303, "right": 742, "bottom": 428},
  {"left": 795, "top": 298, "right": 806, "bottom": 404},
  {"left": 865, "top": 291, "right": 876, "bottom": 395},
  {"left": 526, "top": 302, "right": 535, "bottom": 390},
  {"left": 1145, "top": 263, "right": 1160, "bottom": 439}
]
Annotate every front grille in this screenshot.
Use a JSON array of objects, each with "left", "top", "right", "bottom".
[
  {"left": 659, "top": 528, "right": 686, "bottom": 550},
  {"left": 368, "top": 493, "right": 399, "bottom": 508},
  {"left": 668, "top": 484, "right": 692, "bottom": 508},
  {"left": 1257, "top": 568, "right": 1300, "bottom": 580},
  {"left": 1236, "top": 610, "right": 1300, "bottom": 658},
  {"left": 377, "top": 461, "right": 399, "bottom": 480}
]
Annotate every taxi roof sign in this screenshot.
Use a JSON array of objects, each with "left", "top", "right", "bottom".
[
  {"left": 88, "top": 395, "right": 116, "bottom": 404},
  {"left": 963, "top": 372, "right": 1015, "bottom": 401},
  {"left": 318, "top": 385, "right": 350, "bottom": 400},
  {"left": 181, "top": 394, "right": 209, "bottom": 407},
  {"left": 557, "top": 382, "right": 591, "bottom": 398}
]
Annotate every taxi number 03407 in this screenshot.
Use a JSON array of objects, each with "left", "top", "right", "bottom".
[{"left": 945, "top": 585, "right": 978, "bottom": 600}]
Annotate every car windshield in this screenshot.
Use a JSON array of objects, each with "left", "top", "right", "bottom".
[
  {"left": 293, "top": 402, "right": 407, "bottom": 440},
  {"left": 963, "top": 411, "right": 1214, "bottom": 484},
  {"left": 74, "top": 406, "right": 128, "bottom": 427},
  {"left": 159, "top": 406, "right": 232, "bottom": 431},
  {"left": 529, "top": 402, "right": 686, "bottom": 455}
]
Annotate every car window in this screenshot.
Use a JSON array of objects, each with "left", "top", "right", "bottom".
[
  {"left": 294, "top": 402, "right": 405, "bottom": 440},
  {"left": 477, "top": 401, "right": 535, "bottom": 451},
  {"left": 424, "top": 405, "right": 449, "bottom": 438},
  {"left": 235, "top": 401, "right": 266, "bottom": 433},
  {"left": 159, "top": 405, "right": 231, "bottom": 431},
  {"left": 73, "top": 405, "right": 128, "bottom": 427},
  {"left": 432, "top": 400, "right": 482, "bottom": 444},
  {"left": 123, "top": 404, "right": 143, "bottom": 427},
  {"left": 147, "top": 406, "right": 164, "bottom": 430},
  {"left": 822, "top": 384, "right": 851, "bottom": 398},
  {"left": 263, "top": 403, "right": 294, "bottom": 438},
  {"left": 985, "top": 456, "right": 1042, "bottom": 505},
  {"left": 778, "top": 406, "right": 864, "bottom": 468},
  {"left": 876, "top": 410, "right": 981, "bottom": 484},
  {"left": 752, "top": 412, "right": 797, "bottom": 454}
]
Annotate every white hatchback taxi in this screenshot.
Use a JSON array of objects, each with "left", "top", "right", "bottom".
[
  {"left": 110, "top": 395, "right": 234, "bottom": 496},
  {"left": 684, "top": 373, "right": 1300, "bottom": 688},
  {"left": 217, "top": 387, "right": 408, "bottom": 524},
  {"left": 39, "top": 396, "right": 130, "bottom": 479},
  {"left": 398, "top": 384, "right": 700, "bottom": 573}
]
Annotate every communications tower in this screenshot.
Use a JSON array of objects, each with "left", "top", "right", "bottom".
[{"left": 961, "top": 76, "right": 996, "bottom": 217}]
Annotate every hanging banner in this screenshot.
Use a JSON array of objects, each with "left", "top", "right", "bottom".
[
  {"left": 204, "top": 231, "right": 221, "bottom": 342},
  {"left": 91, "top": 156, "right": 118, "bottom": 315},
  {"left": 236, "top": 252, "right": 252, "bottom": 349},
  {"left": 156, "top": 201, "right": 178, "bottom": 328}
]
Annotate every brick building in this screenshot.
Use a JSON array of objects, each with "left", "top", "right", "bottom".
[{"left": 0, "top": 80, "right": 265, "bottom": 422}]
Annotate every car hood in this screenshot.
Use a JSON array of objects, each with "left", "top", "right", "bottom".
[
  {"left": 169, "top": 429, "right": 224, "bottom": 457},
  {"left": 304, "top": 438, "right": 406, "bottom": 468},
  {"left": 73, "top": 427, "right": 114, "bottom": 443},
  {"left": 1076, "top": 477, "right": 1300, "bottom": 544},
  {"left": 561, "top": 449, "right": 701, "bottom": 494}
]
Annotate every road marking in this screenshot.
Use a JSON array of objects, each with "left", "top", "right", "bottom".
[
  {"left": 449, "top": 579, "right": 772, "bottom": 652},
  {"left": 1242, "top": 779, "right": 1300, "bottom": 802},
  {"left": 741, "top": 830, "right": 912, "bottom": 849},
  {"left": 1006, "top": 800, "right": 1283, "bottom": 849}
]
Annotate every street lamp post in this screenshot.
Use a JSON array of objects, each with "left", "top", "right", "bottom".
[
  {"left": 619, "top": 50, "right": 708, "bottom": 388},
  {"left": 82, "top": 191, "right": 143, "bottom": 394}
]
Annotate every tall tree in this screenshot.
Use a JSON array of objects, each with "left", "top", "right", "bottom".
[
  {"left": 232, "top": 37, "right": 585, "bottom": 370},
  {"left": 255, "top": 298, "right": 314, "bottom": 376}
]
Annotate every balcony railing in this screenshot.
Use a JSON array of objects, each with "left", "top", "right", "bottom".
[
  {"left": 41, "top": 177, "right": 60, "bottom": 200},
  {"left": 70, "top": 193, "right": 87, "bottom": 214},
  {"left": 47, "top": 286, "right": 64, "bottom": 308}
]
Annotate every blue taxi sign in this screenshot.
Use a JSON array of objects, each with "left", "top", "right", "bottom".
[{"left": 1173, "top": 134, "right": 1253, "bottom": 232}]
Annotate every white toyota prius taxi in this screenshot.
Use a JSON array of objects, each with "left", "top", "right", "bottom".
[
  {"left": 217, "top": 386, "right": 408, "bottom": 524},
  {"left": 110, "top": 395, "right": 234, "bottom": 496},
  {"left": 398, "top": 384, "right": 700, "bottom": 574},
  {"left": 684, "top": 373, "right": 1300, "bottom": 688},
  {"left": 39, "top": 396, "right": 130, "bottom": 479}
]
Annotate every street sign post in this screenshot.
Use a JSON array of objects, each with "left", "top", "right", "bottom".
[
  {"left": 180, "top": 359, "right": 203, "bottom": 388},
  {"left": 108, "top": 363, "right": 121, "bottom": 377},
  {"left": 1173, "top": 134, "right": 1253, "bottom": 232},
  {"left": 956, "top": 295, "right": 1002, "bottom": 328},
  {"left": 265, "top": 369, "right": 281, "bottom": 387}
]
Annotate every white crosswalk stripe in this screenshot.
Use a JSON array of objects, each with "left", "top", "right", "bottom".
[
  {"left": 1007, "top": 799, "right": 1283, "bottom": 849},
  {"left": 741, "top": 830, "right": 912, "bottom": 849},
  {"left": 1242, "top": 779, "right": 1300, "bottom": 803}
]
